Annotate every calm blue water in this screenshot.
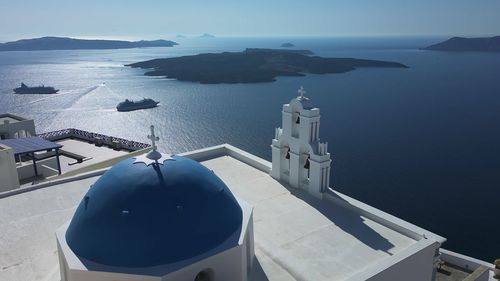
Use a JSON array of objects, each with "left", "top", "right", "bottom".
[{"left": 0, "top": 37, "right": 499, "bottom": 262}]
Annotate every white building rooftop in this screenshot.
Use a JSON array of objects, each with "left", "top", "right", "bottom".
[
  {"left": 0, "top": 113, "right": 29, "bottom": 124},
  {"left": 0, "top": 116, "right": 22, "bottom": 124},
  {"left": 0, "top": 144, "right": 450, "bottom": 281},
  {"left": 53, "top": 138, "right": 130, "bottom": 174}
]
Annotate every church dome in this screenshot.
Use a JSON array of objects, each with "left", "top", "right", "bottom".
[{"left": 65, "top": 155, "right": 243, "bottom": 268}]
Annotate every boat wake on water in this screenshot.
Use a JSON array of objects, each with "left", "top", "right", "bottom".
[
  {"left": 99, "top": 83, "right": 124, "bottom": 99},
  {"left": 23, "top": 84, "right": 101, "bottom": 106},
  {"left": 54, "top": 107, "right": 117, "bottom": 113}
]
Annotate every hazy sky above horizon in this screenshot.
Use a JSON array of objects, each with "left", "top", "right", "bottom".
[{"left": 1, "top": 0, "right": 500, "bottom": 41}]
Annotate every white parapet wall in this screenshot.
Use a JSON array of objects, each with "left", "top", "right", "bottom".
[
  {"left": 0, "top": 144, "right": 20, "bottom": 191},
  {"left": 179, "top": 144, "right": 272, "bottom": 173},
  {"left": 56, "top": 147, "right": 151, "bottom": 179},
  {"left": 353, "top": 239, "right": 439, "bottom": 281},
  {"left": 16, "top": 157, "right": 59, "bottom": 181},
  {"left": 439, "top": 249, "right": 495, "bottom": 281},
  {"left": 0, "top": 113, "right": 36, "bottom": 139},
  {"left": 440, "top": 249, "right": 495, "bottom": 271}
]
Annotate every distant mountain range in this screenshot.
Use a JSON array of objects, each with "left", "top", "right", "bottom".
[
  {"left": 245, "top": 48, "right": 313, "bottom": 55},
  {"left": 281, "top": 42, "right": 295, "bottom": 48},
  {"left": 199, "top": 33, "right": 215, "bottom": 38},
  {"left": 422, "top": 36, "right": 500, "bottom": 52},
  {"left": 0, "top": 37, "right": 178, "bottom": 52}
]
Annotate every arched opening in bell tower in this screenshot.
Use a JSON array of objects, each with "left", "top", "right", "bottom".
[
  {"left": 291, "top": 110, "right": 300, "bottom": 138},
  {"left": 304, "top": 154, "right": 310, "bottom": 180},
  {"left": 282, "top": 146, "right": 291, "bottom": 177},
  {"left": 298, "top": 151, "right": 311, "bottom": 187}
]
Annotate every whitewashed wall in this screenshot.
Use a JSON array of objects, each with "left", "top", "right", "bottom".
[{"left": 0, "top": 145, "right": 20, "bottom": 191}]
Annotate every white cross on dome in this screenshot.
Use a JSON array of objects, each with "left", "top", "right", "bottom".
[{"left": 134, "top": 125, "right": 174, "bottom": 165}]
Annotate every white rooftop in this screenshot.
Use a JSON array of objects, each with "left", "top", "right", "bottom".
[
  {"left": 0, "top": 113, "right": 29, "bottom": 124},
  {"left": 54, "top": 138, "right": 130, "bottom": 174},
  {"left": 204, "top": 156, "right": 417, "bottom": 281},
  {"left": 0, "top": 144, "right": 445, "bottom": 281},
  {"left": 0, "top": 116, "right": 21, "bottom": 124}
]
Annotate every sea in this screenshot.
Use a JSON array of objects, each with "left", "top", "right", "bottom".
[{"left": 0, "top": 36, "right": 499, "bottom": 262}]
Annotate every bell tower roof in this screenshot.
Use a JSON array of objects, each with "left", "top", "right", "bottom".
[{"left": 291, "top": 86, "right": 313, "bottom": 109}]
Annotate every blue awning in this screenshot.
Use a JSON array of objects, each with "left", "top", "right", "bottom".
[{"left": 0, "top": 137, "right": 62, "bottom": 156}]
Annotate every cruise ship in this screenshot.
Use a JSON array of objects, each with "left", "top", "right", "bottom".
[
  {"left": 116, "top": 98, "right": 159, "bottom": 112},
  {"left": 13, "top": 83, "right": 59, "bottom": 94}
]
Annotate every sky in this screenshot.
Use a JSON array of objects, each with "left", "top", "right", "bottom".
[{"left": 1, "top": 0, "right": 500, "bottom": 41}]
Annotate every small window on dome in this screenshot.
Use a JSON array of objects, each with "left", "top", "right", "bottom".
[{"left": 195, "top": 269, "right": 213, "bottom": 281}]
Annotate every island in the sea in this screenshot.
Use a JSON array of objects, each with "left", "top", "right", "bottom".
[
  {"left": 127, "top": 48, "right": 408, "bottom": 84},
  {"left": 281, "top": 42, "right": 295, "bottom": 48},
  {"left": 199, "top": 33, "right": 215, "bottom": 38},
  {"left": 0, "top": 36, "right": 178, "bottom": 52},
  {"left": 422, "top": 36, "right": 500, "bottom": 52}
]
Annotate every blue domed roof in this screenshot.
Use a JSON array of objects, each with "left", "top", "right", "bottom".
[{"left": 66, "top": 155, "right": 242, "bottom": 268}]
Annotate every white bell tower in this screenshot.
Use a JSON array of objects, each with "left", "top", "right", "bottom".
[{"left": 271, "top": 86, "right": 332, "bottom": 198}]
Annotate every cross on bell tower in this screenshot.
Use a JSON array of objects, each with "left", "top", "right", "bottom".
[{"left": 298, "top": 86, "right": 306, "bottom": 98}]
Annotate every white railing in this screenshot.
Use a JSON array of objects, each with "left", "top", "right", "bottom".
[{"left": 37, "top": 128, "right": 150, "bottom": 151}]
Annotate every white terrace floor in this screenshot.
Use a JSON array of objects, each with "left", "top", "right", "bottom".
[
  {"left": 54, "top": 138, "right": 130, "bottom": 174},
  {"left": 204, "top": 156, "right": 417, "bottom": 281},
  {"left": 0, "top": 153, "right": 420, "bottom": 281}
]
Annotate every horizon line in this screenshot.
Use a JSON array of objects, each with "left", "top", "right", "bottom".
[{"left": 1, "top": 33, "right": 499, "bottom": 43}]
